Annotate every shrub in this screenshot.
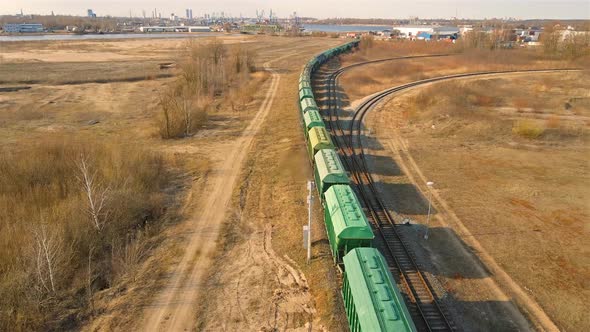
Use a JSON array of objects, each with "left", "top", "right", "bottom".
[
  {"left": 157, "top": 39, "right": 257, "bottom": 139},
  {"left": 359, "top": 35, "right": 375, "bottom": 51},
  {"left": 512, "top": 120, "right": 545, "bottom": 139}
]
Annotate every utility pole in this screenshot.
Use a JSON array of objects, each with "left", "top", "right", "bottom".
[
  {"left": 424, "top": 181, "right": 434, "bottom": 240},
  {"left": 304, "top": 181, "right": 314, "bottom": 264}
]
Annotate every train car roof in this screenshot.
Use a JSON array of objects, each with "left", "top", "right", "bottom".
[
  {"left": 343, "top": 248, "right": 417, "bottom": 332},
  {"left": 314, "top": 149, "right": 349, "bottom": 186},
  {"left": 299, "top": 87, "right": 314, "bottom": 100},
  {"left": 324, "top": 185, "right": 373, "bottom": 239},
  {"left": 300, "top": 98, "right": 319, "bottom": 113},
  {"left": 308, "top": 127, "right": 334, "bottom": 150},
  {"left": 303, "top": 110, "right": 325, "bottom": 131}
]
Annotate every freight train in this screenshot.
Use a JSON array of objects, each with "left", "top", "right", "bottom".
[{"left": 297, "top": 41, "right": 417, "bottom": 332}]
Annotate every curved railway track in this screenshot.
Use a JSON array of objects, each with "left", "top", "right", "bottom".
[{"left": 317, "top": 55, "right": 579, "bottom": 331}]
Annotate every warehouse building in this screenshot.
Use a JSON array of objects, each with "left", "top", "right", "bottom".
[
  {"left": 393, "top": 25, "right": 459, "bottom": 40},
  {"left": 3, "top": 23, "right": 44, "bottom": 33}
]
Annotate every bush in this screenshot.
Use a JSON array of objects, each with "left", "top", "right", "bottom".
[
  {"left": 359, "top": 35, "right": 375, "bottom": 51},
  {"left": 512, "top": 120, "right": 545, "bottom": 139},
  {"left": 157, "top": 39, "right": 257, "bottom": 139}
]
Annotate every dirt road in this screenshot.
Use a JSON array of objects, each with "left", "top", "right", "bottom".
[{"left": 141, "top": 60, "right": 281, "bottom": 332}]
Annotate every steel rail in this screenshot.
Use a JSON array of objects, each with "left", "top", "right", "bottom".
[
  {"left": 318, "top": 57, "right": 580, "bottom": 331},
  {"left": 317, "top": 54, "right": 454, "bottom": 331}
]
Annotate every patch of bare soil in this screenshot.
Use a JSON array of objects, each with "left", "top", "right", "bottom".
[{"left": 361, "top": 73, "right": 589, "bottom": 331}]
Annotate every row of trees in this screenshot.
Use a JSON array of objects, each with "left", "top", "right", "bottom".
[
  {"left": 541, "top": 25, "right": 590, "bottom": 59},
  {"left": 157, "top": 39, "right": 257, "bottom": 138},
  {"left": 455, "top": 25, "right": 589, "bottom": 60}
]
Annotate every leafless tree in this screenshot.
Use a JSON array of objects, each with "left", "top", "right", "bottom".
[
  {"left": 76, "top": 155, "right": 111, "bottom": 232},
  {"left": 159, "top": 92, "right": 173, "bottom": 139},
  {"left": 177, "top": 85, "right": 195, "bottom": 137},
  {"left": 31, "top": 222, "right": 63, "bottom": 295},
  {"left": 87, "top": 245, "right": 95, "bottom": 313}
]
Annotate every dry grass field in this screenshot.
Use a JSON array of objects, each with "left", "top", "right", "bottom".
[
  {"left": 338, "top": 40, "right": 586, "bottom": 102},
  {"left": 0, "top": 35, "right": 348, "bottom": 331},
  {"left": 347, "top": 43, "right": 590, "bottom": 330}
]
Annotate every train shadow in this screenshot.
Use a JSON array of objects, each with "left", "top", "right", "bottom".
[
  {"left": 361, "top": 154, "right": 403, "bottom": 176},
  {"left": 374, "top": 181, "right": 437, "bottom": 215},
  {"left": 442, "top": 299, "right": 527, "bottom": 331},
  {"left": 393, "top": 226, "right": 492, "bottom": 279}
]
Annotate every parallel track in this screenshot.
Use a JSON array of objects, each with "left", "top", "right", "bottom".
[{"left": 316, "top": 54, "right": 579, "bottom": 332}]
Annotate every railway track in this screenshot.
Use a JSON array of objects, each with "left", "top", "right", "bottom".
[{"left": 317, "top": 55, "right": 580, "bottom": 332}]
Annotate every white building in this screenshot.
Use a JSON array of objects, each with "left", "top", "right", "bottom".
[
  {"left": 3, "top": 23, "right": 44, "bottom": 33},
  {"left": 393, "top": 25, "right": 459, "bottom": 40},
  {"left": 393, "top": 25, "right": 434, "bottom": 38}
]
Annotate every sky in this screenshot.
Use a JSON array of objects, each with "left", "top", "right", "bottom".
[{"left": 2, "top": 0, "right": 589, "bottom": 20}]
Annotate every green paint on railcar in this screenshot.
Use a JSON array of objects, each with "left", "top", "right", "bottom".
[
  {"left": 314, "top": 149, "right": 349, "bottom": 197},
  {"left": 299, "top": 73, "right": 309, "bottom": 84},
  {"left": 300, "top": 98, "right": 319, "bottom": 114},
  {"left": 299, "top": 80, "right": 312, "bottom": 92},
  {"left": 342, "top": 248, "right": 417, "bottom": 332},
  {"left": 299, "top": 87, "right": 314, "bottom": 102},
  {"left": 323, "top": 185, "right": 373, "bottom": 262},
  {"left": 303, "top": 110, "right": 325, "bottom": 133}
]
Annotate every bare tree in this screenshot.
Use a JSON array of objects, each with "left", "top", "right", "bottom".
[
  {"left": 178, "top": 85, "right": 195, "bottom": 137},
  {"left": 159, "top": 92, "right": 173, "bottom": 139},
  {"left": 31, "top": 222, "right": 63, "bottom": 295},
  {"left": 76, "top": 155, "right": 111, "bottom": 232},
  {"left": 87, "top": 245, "right": 95, "bottom": 313}
]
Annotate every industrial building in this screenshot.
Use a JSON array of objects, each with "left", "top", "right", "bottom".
[
  {"left": 3, "top": 23, "right": 44, "bottom": 33},
  {"left": 393, "top": 25, "right": 459, "bottom": 40}
]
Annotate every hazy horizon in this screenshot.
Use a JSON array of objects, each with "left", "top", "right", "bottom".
[{"left": 2, "top": 0, "right": 589, "bottom": 20}]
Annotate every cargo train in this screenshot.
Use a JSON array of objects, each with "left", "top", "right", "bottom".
[{"left": 297, "top": 41, "right": 416, "bottom": 332}]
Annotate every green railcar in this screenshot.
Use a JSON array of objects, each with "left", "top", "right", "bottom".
[
  {"left": 299, "top": 80, "right": 312, "bottom": 92},
  {"left": 342, "top": 248, "right": 417, "bottom": 332},
  {"left": 300, "top": 97, "right": 319, "bottom": 114},
  {"left": 314, "top": 149, "right": 349, "bottom": 197},
  {"left": 299, "top": 87, "right": 314, "bottom": 102},
  {"left": 308, "top": 58, "right": 319, "bottom": 70},
  {"left": 303, "top": 110, "right": 325, "bottom": 134},
  {"left": 299, "top": 73, "right": 309, "bottom": 84},
  {"left": 307, "top": 127, "right": 334, "bottom": 160},
  {"left": 323, "top": 185, "right": 373, "bottom": 262}
]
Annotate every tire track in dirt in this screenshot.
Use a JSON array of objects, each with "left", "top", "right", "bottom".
[{"left": 141, "top": 58, "right": 283, "bottom": 332}]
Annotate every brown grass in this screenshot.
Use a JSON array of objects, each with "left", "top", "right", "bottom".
[
  {"left": 0, "top": 61, "right": 169, "bottom": 85},
  {"left": 396, "top": 73, "right": 590, "bottom": 144},
  {"left": 338, "top": 37, "right": 587, "bottom": 102},
  {"left": 344, "top": 39, "right": 457, "bottom": 64},
  {"left": 368, "top": 70, "right": 590, "bottom": 331},
  {"left": 0, "top": 135, "right": 174, "bottom": 331}
]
